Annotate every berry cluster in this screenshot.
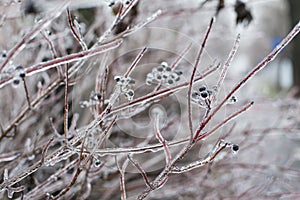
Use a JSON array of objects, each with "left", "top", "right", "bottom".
[
  {"left": 227, "top": 95, "right": 238, "bottom": 104},
  {"left": 191, "top": 85, "right": 215, "bottom": 108},
  {"left": 146, "top": 62, "right": 182, "bottom": 86},
  {"left": 12, "top": 65, "right": 26, "bottom": 87},
  {"left": 114, "top": 75, "right": 135, "bottom": 101}
]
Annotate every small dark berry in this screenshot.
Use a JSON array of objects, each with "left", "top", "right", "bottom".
[
  {"left": 94, "top": 160, "right": 101, "bottom": 167},
  {"left": 16, "top": 66, "right": 26, "bottom": 78},
  {"left": 175, "top": 71, "right": 183, "bottom": 75},
  {"left": 166, "top": 67, "right": 172, "bottom": 72},
  {"left": 108, "top": 2, "right": 115, "bottom": 7},
  {"left": 96, "top": 93, "right": 102, "bottom": 99},
  {"left": 13, "top": 78, "right": 20, "bottom": 85},
  {"left": 127, "top": 90, "right": 134, "bottom": 96},
  {"left": 146, "top": 80, "right": 152, "bottom": 85},
  {"left": 192, "top": 92, "right": 199, "bottom": 98},
  {"left": 167, "top": 79, "right": 174, "bottom": 84},
  {"left": 157, "top": 67, "right": 164, "bottom": 72},
  {"left": 199, "top": 86, "right": 206, "bottom": 92},
  {"left": 200, "top": 91, "right": 208, "bottom": 98},
  {"left": 1, "top": 51, "right": 7, "bottom": 58},
  {"left": 114, "top": 77, "right": 120, "bottom": 82},
  {"left": 91, "top": 93, "right": 102, "bottom": 100},
  {"left": 231, "top": 96, "right": 237, "bottom": 102},
  {"left": 232, "top": 144, "right": 239, "bottom": 151},
  {"left": 19, "top": 72, "right": 26, "bottom": 78}
]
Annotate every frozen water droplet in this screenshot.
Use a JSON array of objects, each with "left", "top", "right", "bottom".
[
  {"left": 27, "top": 155, "right": 35, "bottom": 160},
  {"left": 4, "top": 169, "right": 9, "bottom": 181},
  {"left": 7, "top": 190, "right": 14, "bottom": 198},
  {"left": 79, "top": 101, "right": 89, "bottom": 108},
  {"left": 1, "top": 50, "right": 7, "bottom": 58},
  {"left": 161, "top": 62, "right": 168, "bottom": 67}
]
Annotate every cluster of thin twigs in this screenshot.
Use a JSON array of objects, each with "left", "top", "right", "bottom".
[{"left": 0, "top": 0, "right": 299, "bottom": 199}]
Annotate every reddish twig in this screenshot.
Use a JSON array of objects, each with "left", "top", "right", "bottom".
[
  {"left": 124, "top": 47, "right": 147, "bottom": 78},
  {"left": 63, "top": 64, "right": 69, "bottom": 144},
  {"left": 193, "top": 20, "right": 300, "bottom": 141},
  {"left": 187, "top": 17, "right": 214, "bottom": 140},
  {"left": 127, "top": 154, "right": 153, "bottom": 189},
  {"left": 0, "top": 1, "right": 70, "bottom": 72}
]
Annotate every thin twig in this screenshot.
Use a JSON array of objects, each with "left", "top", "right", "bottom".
[
  {"left": 0, "top": 40, "right": 122, "bottom": 89},
  {"left": 22, "top": 77, "right": 31, "bottom": 109},
  {"left": 63, "top": 64, "right": 69, "bottom": 145},
  {"left": 127, "top": 154, "right": 153, "bottom": 189},
  {"left": 154, "top": 113, "right": 171, "bottom": 167},
  {"left": 116, "top": 156, "right": 129, "bottom": 200},
  {"left": 24, "top": 159, "right": 78, "bottom": 199},
  {"left": 196, "top": 101, "right": 254, "bottom": 141},
  {"left": 0, "top": 77, "right": 65, "bottom": 141},
  {"left": 52, "top": 131, "right": 87, "bottom": 200},
  {"left": 0, "top": 138, "right": 54, "bottom": 190},
  {"left": 216, "top": 34, "right": 240, "bottom": 91},
  {"left": 171, "top": 139, "right": 233, "bottom": 174},
  {"left": 170, "top": 43, "right": 192, "bottom": 69},
  {"left": 193, "top": 20, "right": 300, "bottom": 140},
  {"left": 124, "top": 47, "right": 147, "bottom": 78},
  {"left": 67, "top": 8, "right": 88, "bottom": 50},
  {"left": 0, "top": 0, "right": 70, "bottom": 72},
  {"left": 187, "top": 17, "right": 214, "bottom": 140},
  {"left": 137, "top": 19, "right": 300, "bottom": 200}
]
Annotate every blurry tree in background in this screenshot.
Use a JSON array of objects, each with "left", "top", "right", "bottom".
[{"left": 288, "top": 0, "right": 300, "bottom": 97}]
